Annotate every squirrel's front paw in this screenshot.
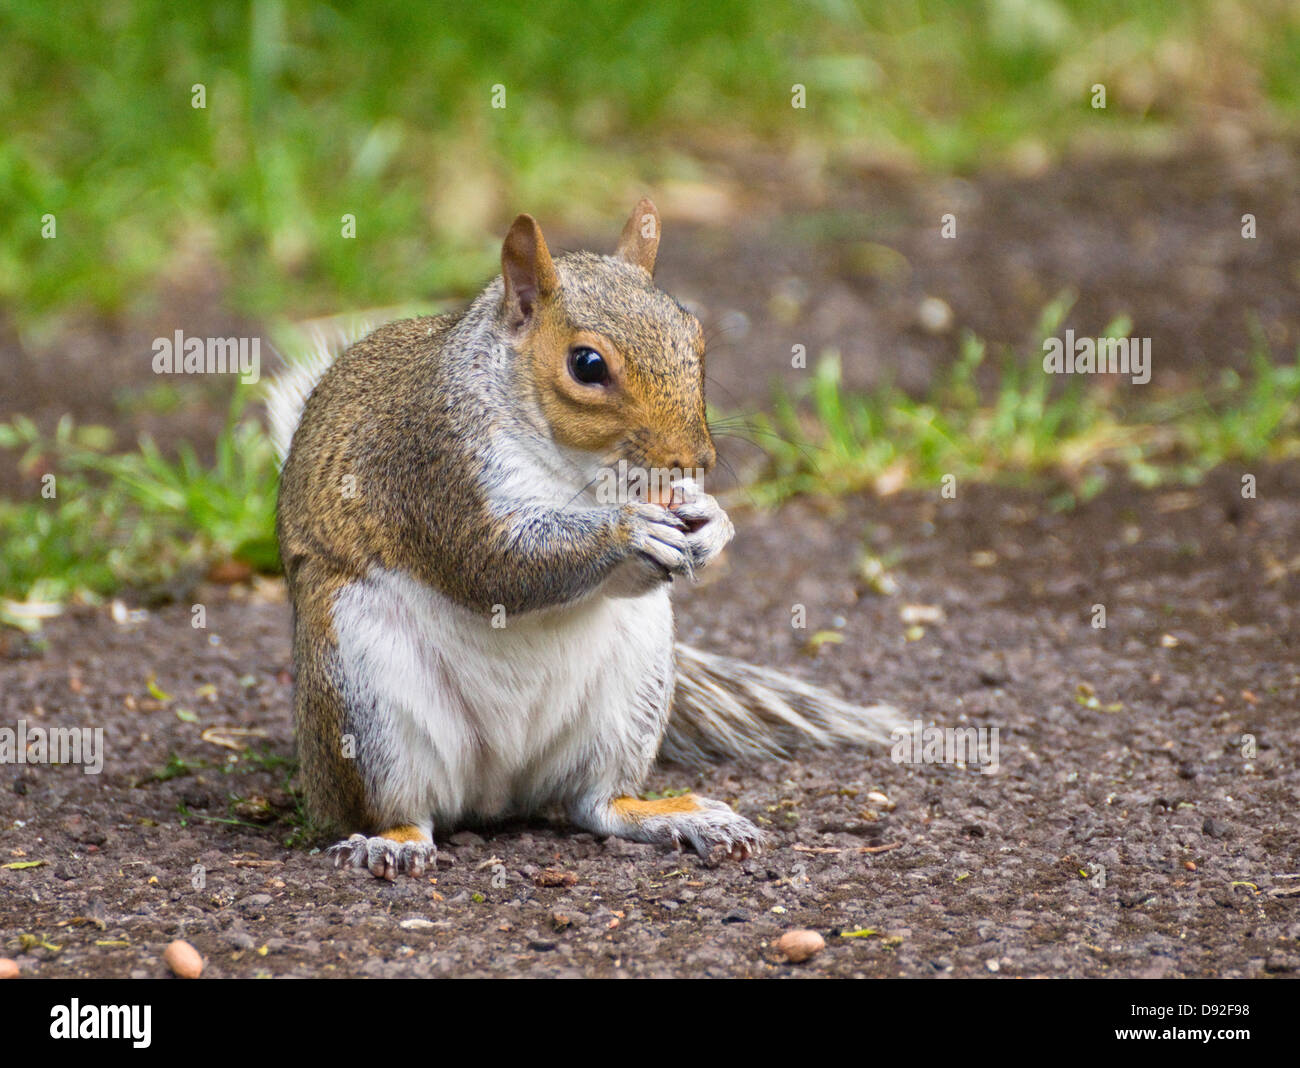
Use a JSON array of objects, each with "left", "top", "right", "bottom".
[
  {"left": 327, "top": 831, "right": 436, "bottom": 880},
  {"left": 670, "top": 480, "right": 734, "bottom": 574},
  {"left": 619, "top": 484, "right": 734, "bottom": 582},
  {"left": 620, "top": 500, "right": 693, "bottom": 579}
]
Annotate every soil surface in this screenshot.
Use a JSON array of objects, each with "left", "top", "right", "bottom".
[{"left": 2, "top": 143, "right": 1298, "bottom": 978}]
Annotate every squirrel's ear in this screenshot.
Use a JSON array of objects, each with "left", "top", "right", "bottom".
[
  {"left": 614, "top": 197, "right": 660, "bottom": 276},
  {"left": 501, "top": 213, "right": 559, "bottom": 331}
]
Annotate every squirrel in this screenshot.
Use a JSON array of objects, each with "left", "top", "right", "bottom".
[{"left": 270, "top": 199, "right": 901, "bottom": 879}]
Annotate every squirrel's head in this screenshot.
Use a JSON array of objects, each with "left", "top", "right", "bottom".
[{"left": 498, "top": 199, "right": 716, "bottom": 486}]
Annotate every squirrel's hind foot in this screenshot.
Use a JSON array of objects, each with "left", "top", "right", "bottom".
[
  {"left": 660, "top": 797, "right": 765, "bottom": 861},
  {"left": 327, "top": 830, "right": 436, "bottom": 880},
  {"left": 576, "top": 794, "right": 765, "bottom": 861}
]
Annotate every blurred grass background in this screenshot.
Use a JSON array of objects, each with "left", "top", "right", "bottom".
[
  {"left": 2, "top": 0, "right": 1299, "bottom": 608},
  {"left": 3, "top": 0, "right": 1298, "bottom": 325}
]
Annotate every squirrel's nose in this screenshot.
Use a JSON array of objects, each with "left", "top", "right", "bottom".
[{"left": 666, "top": 442, "right": 715, "bottom": 476}]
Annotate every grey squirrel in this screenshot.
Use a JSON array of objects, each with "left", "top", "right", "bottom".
[{"left": 270, "top": 199, "right": 901, "bottom": 879}]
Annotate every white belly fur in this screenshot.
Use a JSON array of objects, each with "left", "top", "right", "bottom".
[{"left": 332, "top": 567, "right": 675, "bottom": 827}]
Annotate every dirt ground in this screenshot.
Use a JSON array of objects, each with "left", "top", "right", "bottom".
[{"left": 1, "top": 141, "right": 1298, "bottom": 978}]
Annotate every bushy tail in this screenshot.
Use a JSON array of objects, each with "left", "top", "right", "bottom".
[
  {"left": 662, "top": 643, "right": 904, "bottom": 766},
  {"left": 264, "top": 316, "right": 376, "bottom": 466}
]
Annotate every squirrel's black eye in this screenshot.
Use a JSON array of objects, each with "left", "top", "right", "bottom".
[{"left": 569, "top": 346, "right": 610, "bottom": 386}]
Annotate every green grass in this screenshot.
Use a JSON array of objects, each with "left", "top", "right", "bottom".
[
  {"left": 0, "top": 393, "right": 277, "bottom": 615},
  {"left": 749, "top": 300, "right": 1300, "bottom": 510},
  {"left": 2, "top": 0, "right": 1297, "bottom": 325}
]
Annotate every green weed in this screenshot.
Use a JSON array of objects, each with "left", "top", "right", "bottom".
[
  {"left": 749, "top": 301, "right": 1300, "bottom": 508},
  {"left": 0, "top": 390, "right": 277, "bottom": 603}
]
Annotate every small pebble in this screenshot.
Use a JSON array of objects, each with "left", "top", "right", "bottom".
[
  {"left": 917, "top": 296, "right": 954, "bottom": 334},
  {"left": 1202, "top": 817, "right": 1233, "bottom": 840},
  {"left": 900, "top": 603, "right": 945, "bottom": 625}
]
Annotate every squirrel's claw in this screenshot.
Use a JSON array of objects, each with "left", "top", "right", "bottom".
[
  {"left": 708, "top": 838, "right": 761, "bottom": 865},
  {"left": 622, "top": 501, "right": 692, "bottom": 579},
  {"left": 327, "top": 833, "right": 436, "bottom": 880}
]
